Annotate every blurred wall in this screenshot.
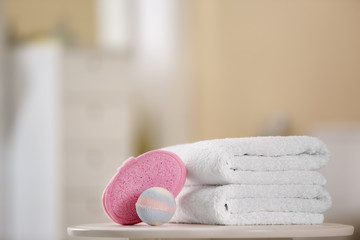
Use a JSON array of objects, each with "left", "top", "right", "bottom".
[
  {"left": 4, "top": 0, "right": 194, "bottom": 148},
  {"left": 2, "top": 2, "right": 193, "bottom": 240},
  {"left": 5, "top": 0, "right": 360, "bottom": 140},
  {"left": 192, "top": 0, "right": 360, "bottom": 139},
  {"left": 4, "top": 0, "right": 95, "bottom": 46},
  {"left": 6, "top": 43, "right": 62, "bottom": 240},
  {"left": 0, "top": 0, "right": 5, "bottom": 237}
]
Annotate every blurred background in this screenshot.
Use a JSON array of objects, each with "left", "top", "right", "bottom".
[{"left": 0, "top": 0, "right": 360, "bottom": 240}]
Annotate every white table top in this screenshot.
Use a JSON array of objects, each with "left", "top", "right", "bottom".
[{"left": 67, "top": 222, "right": 354, "bottom": 238}]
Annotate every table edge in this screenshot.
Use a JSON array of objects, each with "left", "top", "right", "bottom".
[{"left": 67, "top": 222, "right": 355, "bottom": 239}]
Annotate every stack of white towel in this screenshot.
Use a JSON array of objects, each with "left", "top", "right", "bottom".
[{"left": 163, "top": 136, "right": 332, "bottom": 225}]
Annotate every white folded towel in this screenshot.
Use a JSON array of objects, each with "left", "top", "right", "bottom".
[
  {"left": 171, "top": 185, "right": 331, "bottom": 225},
  {"left": 172, "top": 212, "right": 324, "bottom": 225},
  {"left": 163, "top": 136, "right": 329, "bottom": 185},
  {"left": 182, "top": 170, "right": 326, "bottom": 185}
]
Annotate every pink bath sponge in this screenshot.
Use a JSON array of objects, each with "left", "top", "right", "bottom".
[{"left": 102, "top": 150, "right": 186, "bottom": 225}]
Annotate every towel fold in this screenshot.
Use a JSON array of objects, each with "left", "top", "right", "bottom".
[
  {"left": 163, "top": 136, "right": 329, "bottom": 185},
  {"left": 170, "top": 185, "right": 331, "bottom": 225},
  {"left": 183, "top": 170, "right": 326, "bottom": 185},
  {"left": 172, "top": 211, "right": 324, "bottom": 225}
]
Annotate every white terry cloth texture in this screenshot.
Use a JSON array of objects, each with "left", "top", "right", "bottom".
[
  {"left": 162, "top": 136, "right": 329, "bottom": 185},
  {"left": 182, "top": 170, "right": 326, "bottom": 185},
  {"left": 170, "top": 185, "right": 332, "bottom": 225}
]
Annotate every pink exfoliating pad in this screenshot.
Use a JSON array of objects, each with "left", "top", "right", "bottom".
[{"left": 102, "top": 150, "right": 186, "bottom": 225}]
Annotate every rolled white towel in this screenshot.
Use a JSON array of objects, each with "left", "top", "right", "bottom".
[
  {"left": 163, "top": 136, "right": 329, "bottom": 185},
  {"left": 171, "top": 184, "right": 332, "bottom": 225}
]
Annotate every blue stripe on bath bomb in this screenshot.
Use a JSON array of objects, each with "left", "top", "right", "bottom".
[{"left": 136, "top": 207, "right": 175, "bottom": 225}]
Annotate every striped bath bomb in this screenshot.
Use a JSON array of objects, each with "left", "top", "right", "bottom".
[{"left": 136, "top": 187, "right": 176, "bottom": 226}]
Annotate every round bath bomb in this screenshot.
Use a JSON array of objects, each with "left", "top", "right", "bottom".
[{"left": 135, "top": 187, "right": 176, "bottom": 226}]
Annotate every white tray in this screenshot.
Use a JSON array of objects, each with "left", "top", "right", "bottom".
[{"left": 68, "top": 222, "right": 354, "bottom": 238}]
